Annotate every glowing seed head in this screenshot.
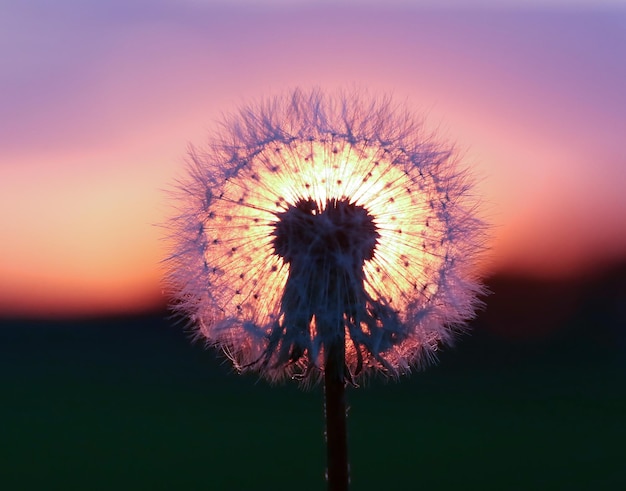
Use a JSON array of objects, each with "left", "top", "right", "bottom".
[{"left": 164, "top": 88, "right": 487, "bottom": 384}]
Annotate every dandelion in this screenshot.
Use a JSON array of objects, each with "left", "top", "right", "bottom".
[{"left": 164, "top": 88, "right": 487, "bottom": 490}]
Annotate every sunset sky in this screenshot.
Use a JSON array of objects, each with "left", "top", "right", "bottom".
[{"left": 1, "top": 0, "right": 625, "bottom": 318}]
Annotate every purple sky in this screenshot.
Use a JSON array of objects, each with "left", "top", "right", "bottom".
[{"left": 1, "top": 0, "right": 625, "bottom": 316}]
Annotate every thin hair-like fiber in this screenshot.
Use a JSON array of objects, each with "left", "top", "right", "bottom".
[{"left": 163, "top": 88, "right": 488, "bottom": 386}]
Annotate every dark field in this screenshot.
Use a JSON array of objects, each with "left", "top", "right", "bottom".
[{"left": 1, "top": 268, "right": 625, "bottom": 490}]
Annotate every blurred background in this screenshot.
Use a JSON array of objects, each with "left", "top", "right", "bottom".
[{"left": 1, "top": 0, "right": 624, "bottom": 489}]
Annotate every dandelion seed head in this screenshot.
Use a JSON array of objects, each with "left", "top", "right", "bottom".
[{"left": 164, "top": 88, "right": 487, "bottom": 384}]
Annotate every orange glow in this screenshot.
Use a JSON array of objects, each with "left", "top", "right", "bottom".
[
  {"left": 0, "top": 149, "right": 168, "bottom": 318},
  {"left": 203, "top": 140, "right": 442, "bottom": 331},
  {"left": 1, "top": 5, "right": 625, "bottom": 317}
]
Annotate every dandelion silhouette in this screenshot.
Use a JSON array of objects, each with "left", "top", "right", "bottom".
[{"left": 165, "top": 88, "right": 486, "bottom": 490}]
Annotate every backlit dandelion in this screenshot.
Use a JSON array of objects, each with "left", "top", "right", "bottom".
[{"left": 164, "top": 88, "right": 487, "bottom": 490}]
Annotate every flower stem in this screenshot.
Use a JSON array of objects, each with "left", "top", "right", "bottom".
[{"left": 324, "top": 340, "right": 349, "bottom": 491}]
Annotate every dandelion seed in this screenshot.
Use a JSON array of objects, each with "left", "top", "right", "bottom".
[
  {"left": 163, "top": 88, "right": 487, "bottom": 490},
  {"left": 165, "top": 88, "right": 486, "bottom": 383}
]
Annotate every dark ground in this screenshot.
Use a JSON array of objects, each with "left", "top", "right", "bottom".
[{"left": 1, "top": 263, "right": 625, "bottom": 490}]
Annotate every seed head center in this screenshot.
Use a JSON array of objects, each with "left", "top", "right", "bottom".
[{"left": 272, "top": 198, "right": 379, "bottom": 267}]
